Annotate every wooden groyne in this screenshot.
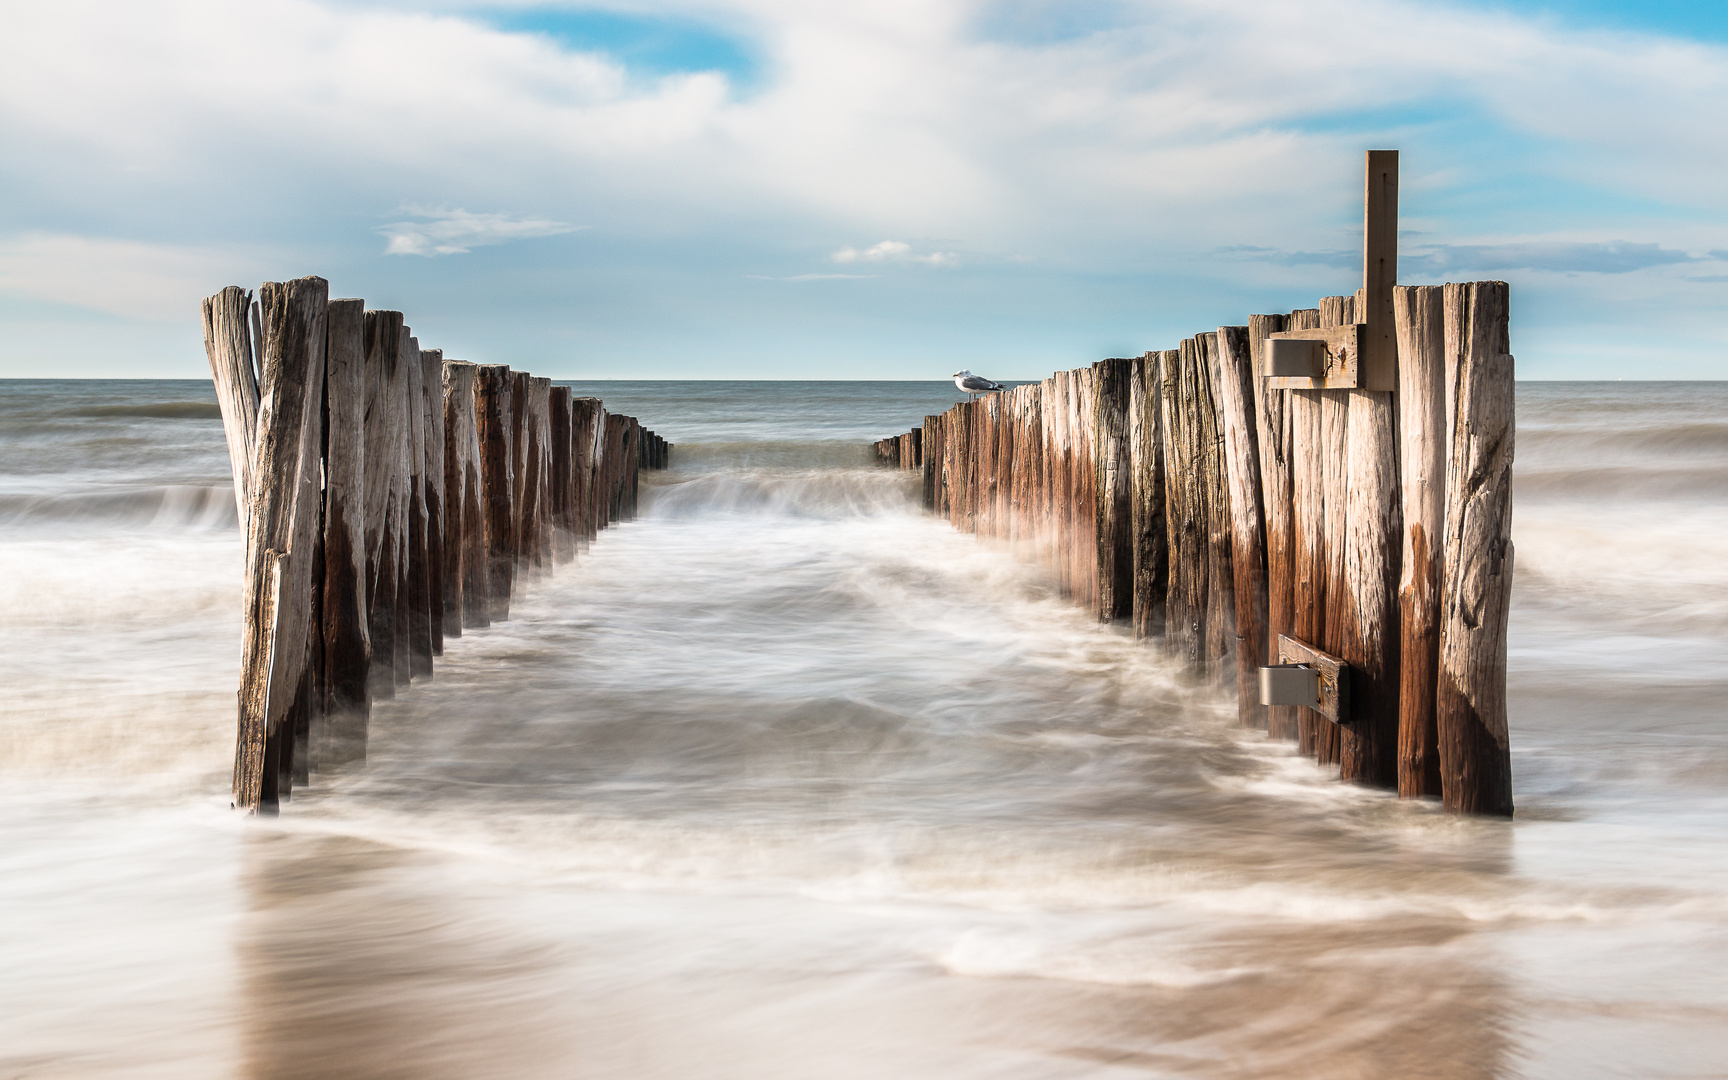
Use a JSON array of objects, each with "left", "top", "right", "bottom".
[
  {"left": 875, "top": 154, "right": 1515, "bottom": 816},
  {"left": 203, "top": 276, "right": 671, "bottom": 813}
]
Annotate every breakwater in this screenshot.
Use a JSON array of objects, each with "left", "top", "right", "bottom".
[{"left": 203, "top": 277, "right": 670, "bottom": 813}]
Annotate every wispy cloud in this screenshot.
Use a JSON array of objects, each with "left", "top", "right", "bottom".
[
  {"left": 379, "top": 207, "right": 583, "bottom": 257},
  {"left": 832, "top": 241, "right": 959, "bottom": 268},
  {"left": 1221, "top": 240, "right": 1700, "bottom": 275}
]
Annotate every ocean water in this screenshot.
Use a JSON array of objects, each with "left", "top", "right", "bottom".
[{"left": 1, "top": 378, "right": 1725, "bottom": 1079}]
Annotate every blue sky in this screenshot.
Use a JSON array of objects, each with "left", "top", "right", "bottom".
[{"left": 1, "top": 0, "right": 1724, "bottom": 379}]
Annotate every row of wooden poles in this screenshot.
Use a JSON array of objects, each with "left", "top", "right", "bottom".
[
  {"left": 875, "top": 282, "right": 1514, "bottom": 816},
  {"left": 203, "top": 276, "right": 671, "bottom": 813}
]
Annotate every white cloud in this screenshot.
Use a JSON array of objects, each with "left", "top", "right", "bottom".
[
  {"left": 832, "top": 240, "right": 959, "bottom": 267},
  {"left": 379, "top": 207, "right": 583, "bottom": 257}
]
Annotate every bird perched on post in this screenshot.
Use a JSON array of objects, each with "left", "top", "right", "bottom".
[{"left": 952, "top": 369, "right": 1005, "bottom": 401}]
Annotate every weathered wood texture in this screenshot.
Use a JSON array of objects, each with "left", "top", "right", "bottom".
[
  {"left": 1438, "top": 281, "right": 1515, "bottom": 816},
  {"left": 202, "top": 286, "right": 260, "bottom": 529},
  {"left": 1394, "top": 285, "right": 1445, "bottom": 796},
  {"left": 319, "top": 298, "right": 370, "bottom": 764},
  {"left": 1216, "top": 326, "right": 1267, "bottom": 725},
  {"left": 475, "top": 365, "right": 516, "bottom": 621},
  {"left": 441, "top": 361, "right": 487, "bottom": 632},
  {"left": 361, "top": 310, "right": 406, "bottom": 701},
  {"left": 420, "top": 348, "right": 446, "bottom": 656},
  {"left": 404, "top": 337, "right": 433, "bottom": 679},
  {"left": 233, "top": 276, "right": 328, "bottom": 813},
  {"left": 869, "top": 280, "right": 1513, "bottom": 814}
]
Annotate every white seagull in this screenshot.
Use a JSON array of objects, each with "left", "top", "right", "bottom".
[{"left": 952, "top": 369, "right": 1005, "bottom": 401}]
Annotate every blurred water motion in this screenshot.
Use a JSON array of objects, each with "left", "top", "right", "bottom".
[{"left": 2, "top": 379, "right": 1726, "bottom": 1078}]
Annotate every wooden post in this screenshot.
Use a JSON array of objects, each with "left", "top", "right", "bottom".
[
  {"left": 922, "top": 414, "right": 943, "bottom": 511},
  {"left": 572, "top": 398, "right": 602, "bottom": 542},
  {"left": 1129, "top": 352, "right": 1167, "bottom": 640},
  {"left": 1249, "top": 314, "right": 1296, "bottom": 739},
  {"left": 1092, "top": 359, "right": 1134, "bottom": 623},
  {"left": 1361, "top": 151, "right": 1399, "bottom": 391},
  {"left": 549, "top": 386, "right": 574, "bottom": 563},
  {"left": 1438, "top": 281, "right": 1515, "bottom": 817},
  {"left": 1216, "top": 326, "right": 1267, "bottom": 725},
  {"left": 421, "top": 349, "right": 447, "bottom": 656},
  {"left": 320, "top": 297, "right": 370, "bottom": 764},
  {"left": 202, "top": 286, "right": 260, "bottom": 530},
  {"left": 1197, "top": 334, "right": 1235, "bottom": 682},
  {"left": 1313, "top": 296, "right": 1354, "bottom": 766},
  {"left": 1286, "top": 307, "right": 1324, "bottom": 752},
  {"left": 232, "top": 276, "right": 328, "bottom": 813},
  {"left": 474, "top": 365, "right": 516, "bottom": 621},
  {"left": 1161, "top": 344, "right": 1205, "bottom": 670},
  {"left": 404, "top": 337, "right": 433, "bottom": 679},
  {"left": 509, "top": 371, "right": 530, "bottom": 571},
  {"left": 1338, "top": 371, "right": 1401, "bottom": 787},
  {"left": 441, "top": 360, "right": 488, "bottom": 632},
  {"left": 1394, "top": 285, "right": 1446, "bottom": 796},
  {"left": 361, "top": 310, "right": 406, "bottom": 701}
]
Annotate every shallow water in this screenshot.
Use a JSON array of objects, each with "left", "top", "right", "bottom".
[{"left": 2, "top": 379, "right": 1726, "bottom": 1079}]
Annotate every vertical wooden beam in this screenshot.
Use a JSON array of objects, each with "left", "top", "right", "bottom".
[
  {"left": 202, "top": 286, "right": 260, "bottom": 530},
  {"left": 1361, "top": 150, "right": 1400, "bottom": 392},
  {"left": 1092, "top": 358, "right": 1134, "bottom": 623},
  {"left": 1339, "top": 377, "right": 1402, "bottom": 787},
  {"left": 572, "top": 398, "right": 602, "bottom": 542},
  {"left": 550, "top": 385, "right": 575, "bottom": 563},
  {"left": 420, "top": 348, "right": 446, "bottom": 656},
  {"left": 1216, "top": 326, "right": 1267, "bottom": 726},
  {"left": 1196, "top": 334, "right": 1235, "bottom": 682},
  {"left": 1314, "top": 296, "right": 1354, "bottom": 766},
  {"left": 441, "top": 360, "right": 488, "bottom": 633},
  {"left": 1249, "top": 314, "right": 1297, "bottom": 739},
  {"left": 361, "top": 310, "right": 406, "bottom": 701},
  {"left": 1438, "top": 281, "right": 1515, "bottom": 817},
  {"left": 320, "top": 297, "right": 370, "bottom": 764},
  {"left": 510, "top": 371, "right": 531, "bottom": 568},
  {"left": 1394, "top": 285, "right": 1446, "bottom": 796},
  {"left": 1286, "top": 307, "right": 1324, "bottom": 752},
  {"left": 404, "top": 336, "right": 433, "bottom": 679},
  {"left": 475, "top": 365, "right": 516, "bottom": 621},
  {"left": 233, "top": 276, "right": 328, "bottom": 813},
  {"left": 1129, "top": 352, "right": 1167, "bottom": 641},
  {"left": 1161, "top": 343, "right": 1204, "bottom": 671},
  {"left": 922, "top": 414, "right": 943, "bottom": 511}
]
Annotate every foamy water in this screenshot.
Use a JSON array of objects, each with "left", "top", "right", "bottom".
[{"left": 2, "top": 379, "right": 1725, "bottom": 1078}]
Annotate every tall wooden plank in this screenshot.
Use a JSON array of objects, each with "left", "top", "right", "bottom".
[
  {"left": 1314, "top": 297, "right": 1354, "bottom": 766},
  {"left": 420, "top": 348, "right": 447, "bottom": 656},
  {"left": 404, "top": 336, "right": 433, "bottom": 679},
  {"left": 550, "top": 386, "right": 575, "bottom": 563},
  {"left": 202, "top": 286, "right": 260, "bottom": 530},
  {"left": 572, "top": 397, "right": 602, "bottom": 541},
  {"left": 922, "top": 414, "right": 943, "bottom": 512},
  {"left": 361, "top": 310, "right": 406, "bottom": 701},
  {"left": 1249, "top": 314, "right": 1297, "bottom": 738},
  {"left": 1216, "top": 326, "right": 1267, "bottom": 726},
  {"left": 1161, "top": 344, "right": 1205, "bottom": 670},
  {"left": 510, "top": 371, "right": 531, "bottom": 567},
  {"left": 1128, "top": 353, "right": 1167, "bottom": 640},
  {"left": 1394, "top": 285, "right": 1446, "bottom": 796},
  {"left": 1092, "top": 359, "right": 1134, "bottom": 623},
  {"left": 475, "top": 365, "right": 516, "bottom": 621},
  {"left": 1196, "top": 334, "right": 1235, "bottom": 682},
  {"left": 319, "top": 298, "right": 369, "bottom": 764},
  {"left": 1361, "top": 150, "right": 1400, "bottom": 392},
  {"left": 233, "top": 276, "right": 328, "bottom": 813},
  {"left": 1338, "top": 382, "right": 1402, "bottom": 787},
  {"left": 441, "top": 360, "right": 488, "bottom": 632},
  {"left": 1286, "top": 308, "right": 1325, "bottom": 752},
  {"left": 1438, "top": 281, "right": 1515, "bottom": 816}
]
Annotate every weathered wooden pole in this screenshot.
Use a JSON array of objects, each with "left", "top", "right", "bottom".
[
  {"left": 1285, "top": 307, "right": 1324, "bottom": 752},
  {"left": 1313, "top": 295, "right": 1354, "bottom": 767},
  {"left": 361, "top": 310, "right": 406, "bottom": 700},
  {"left": 922, "top": 414, "right": 944, "bottom": 511},
  {"left": 420, "top": 348, "right": 447, "bottom": 657},
  {"left": 1248, "top": 314, "right": 1296, "bottom": 739},
  {"left": 1395, "top": 285, "right": 1446, "bottom": 796},
  {"left": 549, "top": 386, "right": 575, "bottom": 563},
  {"left": 202, "top": 286, "right": 260, "bottom": 530},
  {"left": 1092, "top": 359, "right": 1134, "bottom": 623},
  {"left": 441, "top": 360, "right": 488, "bottom": 632},
  {"left": 404, "top": 336, "right": 434, "bottom": 679},
  {"left": 1340, "top": 372, "right": 1402, "bottom": 787},
  {"left": 1438, "top": 280, "right": 1515, "bottom": 816},
  {"left": 232, "top": 276, "right": 328, "bottom": 813},
  {"left": 510, "top": 371, "right": 531, "bottom": 571},
  {"left": 1196, "top": 334, "right": 1235, "bottom": 682},
  {"left": 1128, "top": 352, "right": 1167, "bottom": 640},
  {"left": 1161, "top": 344, "right": 1205, "bottom": 670},
  {"left": 319, "top": 298, "right": 370, "bottom": 764},
  {"left": 572, "top": 398, "right": 602, "bottom": 542},
  {"left": 474, "top": 365, "right": 516, "bottom": 621},
  {"left": 1216, "top": 326, "right": 1267, "bottom": 725}
]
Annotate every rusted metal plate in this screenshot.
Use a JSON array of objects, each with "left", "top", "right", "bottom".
[{"left": 1276, "top": 633, "right": 1351, "bottom": 726}]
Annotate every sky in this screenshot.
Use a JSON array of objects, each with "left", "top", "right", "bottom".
[{"left": 1, "top": 0, "right": 1725, "bottom": 380}]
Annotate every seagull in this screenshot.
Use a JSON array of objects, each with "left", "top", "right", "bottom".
[{"left": 952, "top": 369, "right": 1005, "bottom": 401}]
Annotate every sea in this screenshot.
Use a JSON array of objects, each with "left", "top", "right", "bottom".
[{"left": 1, "top": 378, "right": 1725, "bottom": 1079}]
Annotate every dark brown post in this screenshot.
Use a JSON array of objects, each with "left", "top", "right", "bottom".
[
  {"left": 474, "top": 365, "right": 516, "bottom": 621},
  {"left": 572, "top": 398, "right": 602, "bottom": 542},
  {"left": 1249, "top": 314, "right": 1296, "bottom": 738},
  {"left": 320, "top": 298, "right": 370, "bottom": 764},
  {"left": 1161, "top": 344, "right": 1205, "bottom": 671},
  {"left": 1339, "top": 371, "right": 1402, "bottom": 788},
  {"left": 1438, "top": 281, "right": 1515, "bottom": 817},
  {"left": 361, "top": 310, "right": 406, "bottom": 701},
  {"left": 1092, "top": 358, "right": 1134, "bottom": 623},
  {"left": 1314, "top": 296, "right": 1354, "bottom": 767},
  {"left": 1129, "top": 352, "right": 1167, "bottom": 640},
  {"left": 420, "top": 348, "right": 446, "bottom": 656},
  {"left": 549, "top": 385, "right": 574, "bottom": 563},
  {"left": 441, "top": 360, "right": 488, "bottom": 632},
  {"left": 404, "top": 336, "right": 433, "bottom": 679}
]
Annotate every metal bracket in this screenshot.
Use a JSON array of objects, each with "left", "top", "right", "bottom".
[
  {"left": 1259, "top": 634, "right": 1351, "bottom": 726},
  {"left": 1264, "top": 323, "right": 1365, "bottom": 389}
]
